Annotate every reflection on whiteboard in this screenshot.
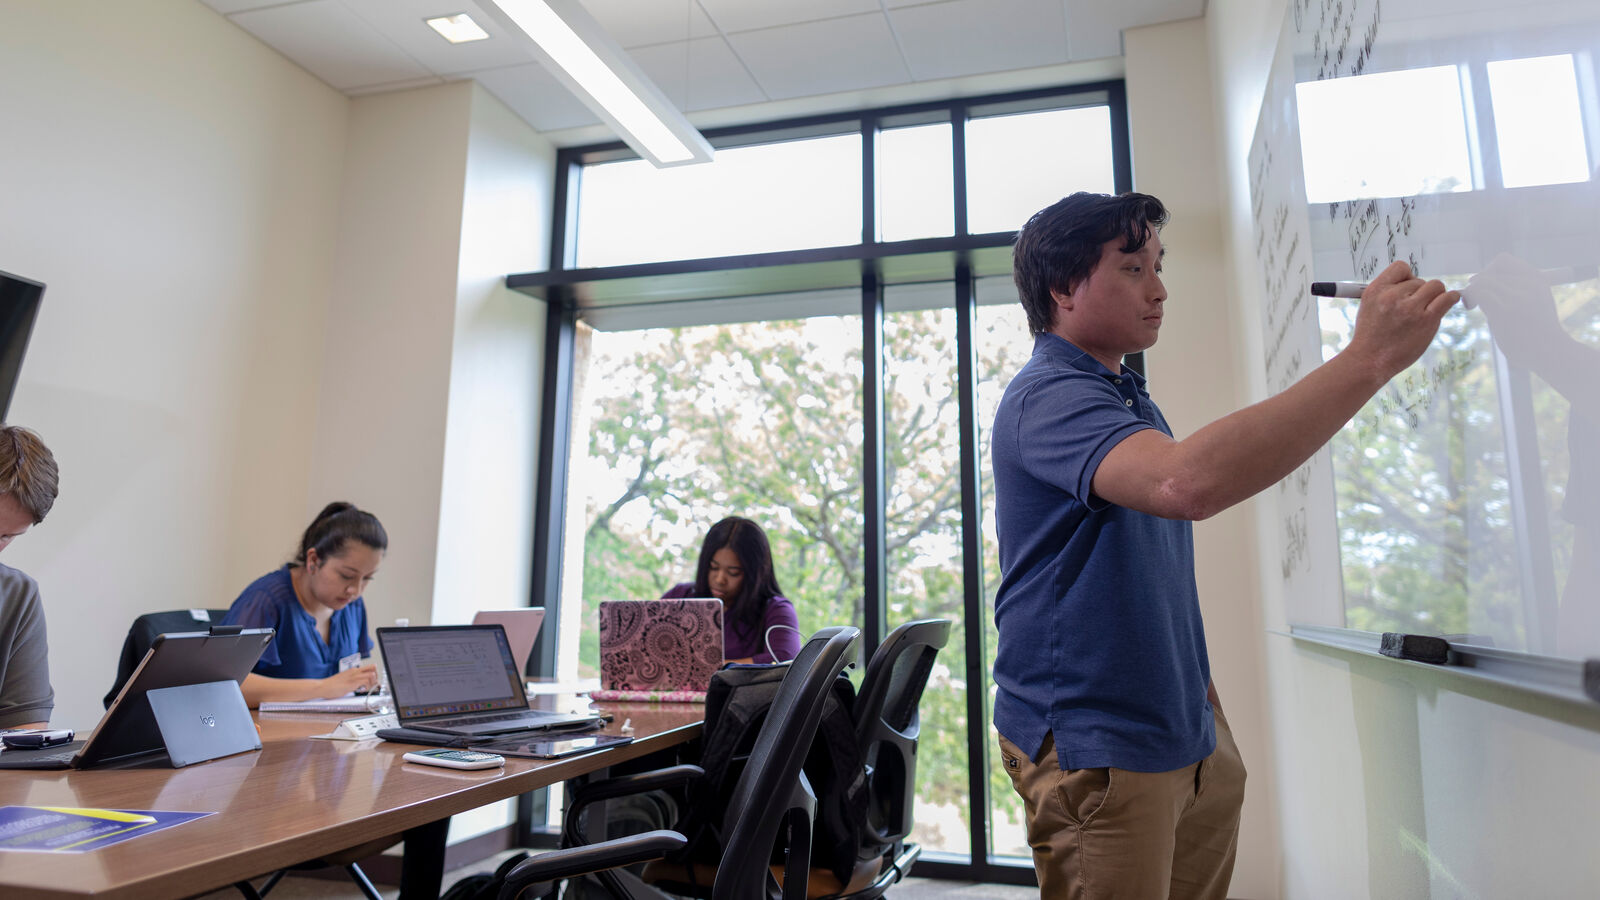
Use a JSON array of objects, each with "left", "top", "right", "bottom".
[{"left": 1251, "top": 0, "right": 1600, "bottom": 658}]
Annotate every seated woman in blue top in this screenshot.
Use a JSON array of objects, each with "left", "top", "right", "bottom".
[
  {"left": 222, "top": 502, "right": 386, "bottom": 707},
  {"left": 662, "top": 516, "right": 800, "bottom": 664}
]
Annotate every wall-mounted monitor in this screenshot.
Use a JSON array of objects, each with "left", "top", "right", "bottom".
[{"left": 0, "top": 270, "right": 43, "bottom": 422}]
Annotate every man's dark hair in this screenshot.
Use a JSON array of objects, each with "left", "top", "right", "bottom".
[{"left": 1013, "top": 192, "right": 1169, "bottom": 335}]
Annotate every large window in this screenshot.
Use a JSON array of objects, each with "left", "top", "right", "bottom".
[
  {"left": 966, "top": 103, "right": 1117, "bottom": 233},
  {"left": 522, "top": 83, "right": 1131, "bottom": 884},
  {"left": 561, "top": 312, "right": 864, "bottom": 679},
  {"left": 973, "top": 294, "right": 1036, "bottom": 860},
  {"left": 573, "top": 134, "right": 864, "bottom": 267}
]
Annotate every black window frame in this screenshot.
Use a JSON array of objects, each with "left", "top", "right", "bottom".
[{"left": 510, "top": 81, "right": 1134, "bottom": 883}]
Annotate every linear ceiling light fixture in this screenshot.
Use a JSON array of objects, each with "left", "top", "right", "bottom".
[{"left": 482, "top": 0, "right": 713, "bottom": 167}]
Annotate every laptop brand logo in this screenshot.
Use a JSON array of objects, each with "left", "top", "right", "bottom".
[{"left": 200, "top": 714, "right": 216, "bottom": 728}]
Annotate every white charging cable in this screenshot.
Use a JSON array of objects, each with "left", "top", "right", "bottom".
[{"left": 764, "top": 624, "right": 802, "bottom": 663}]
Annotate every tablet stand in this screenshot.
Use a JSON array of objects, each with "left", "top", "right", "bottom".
[{"left": 145, "top": 680, "right": 261, "bottom": 767}]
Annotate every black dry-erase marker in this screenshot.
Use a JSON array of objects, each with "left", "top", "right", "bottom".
[{"left": 1313, "top": 266, "right": 1596, "bottom": 309}]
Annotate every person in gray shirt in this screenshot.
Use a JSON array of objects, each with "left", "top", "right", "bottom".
[{"left": 0, "top": 425, "right": 59, "bottom": 730}]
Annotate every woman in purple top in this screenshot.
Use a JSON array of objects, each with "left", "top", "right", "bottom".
[{"left": 662, "top": 517, "right": 800, "bottom": 664}]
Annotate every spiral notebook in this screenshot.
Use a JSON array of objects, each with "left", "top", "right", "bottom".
[{"left": 592, "top": 599, "right": 723, "bottom": 703}]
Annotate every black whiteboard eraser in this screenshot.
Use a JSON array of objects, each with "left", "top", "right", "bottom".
[
  {"left": 1379, "top": 633, "right": 1450, "bottom": 664},
  {"left": 1584, "top": 661, "right": 1600, "bottom": 704}
]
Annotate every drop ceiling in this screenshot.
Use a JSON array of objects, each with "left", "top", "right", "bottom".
[{"left": 201, "top": 0, "right": 1203, "bottom": 144}]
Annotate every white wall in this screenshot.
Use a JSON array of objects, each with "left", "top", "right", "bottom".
[
  {"left": 0, "top": 2, "right": 557, "bottom": 746},
  {"left": 431, "top": 85, "right": 553, "bottom": 628},
  {"left": 310, "top": 82, "right": 474, "bottom": 630},
  {"left": 0, "top": 0, "right": 348, "bottom": 729},
  {"left": 1124, "top": 19, "right": 1279, "bottom": 898},
  {"left": 315, "top": 78, "right": 554, "bottom": 630},
  {"left": 1203, "top": 1, "right": 1600, "bottom": 896}
]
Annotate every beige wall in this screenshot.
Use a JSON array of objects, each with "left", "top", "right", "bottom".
[
  {"left": 277, "top": 79, "right": 557, "bottom": 632},
  {"left": 0, "top": 3, "right": 556, "bottom": 740},
  {"left": 431, "top": 85, "right": 554, "bottom": 628},
  {"left": 311, "top": 81, "right": 474, "bottom": 631},
  {"left": 1203, "top": 0, "right": 1600, "bottom": 896},
  {"left": 0, "top": 0, "right": 347, "bottom": 729},
  {"left": 1125, "top": 18, "right": 1279, "bottom": 898}
]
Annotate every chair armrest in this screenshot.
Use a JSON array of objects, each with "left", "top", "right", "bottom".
[
  {"left": 570, "top": 764, "right": 704, "bottom": 806},
  {"left": 563, "top": 764, "right": 704, "bottom": 847},
  {"left": 498, "top": 830, "right": 687, "bottom": 900}
]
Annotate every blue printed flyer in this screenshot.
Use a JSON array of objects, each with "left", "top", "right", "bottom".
[{"left": 0, "top": 806, "right": 212, "bottom": 852}]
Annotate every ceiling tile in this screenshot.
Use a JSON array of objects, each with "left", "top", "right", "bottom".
[
  {"left": 1063, "top": 0, "right": 1203, "bottom": 61},
  {"left": 697, "top": 0, "right": 881, "bottom": 35},
  {"left": 727, "top": 13, "right": 911, "bottom": 101},
  {"left": 890, "top": 0, "right": 1069, "bottom": 82},
  {"left": 341, "top": 0, "right": 539, "bottom": 75},
  {"left": 471, "top": 62, "right": 603, "bottom": 131},
  {"left": 581, "top": 0, "right": 720, "bottom": 48},
  {"left": 230, "top": 0, "right": 432, "bottom": 91},
  {"left": 199, "top": 0, "right": 300, "bottom": 14},
  {"left": 629, "top": 37, "right": 766, "bottom": 112}
]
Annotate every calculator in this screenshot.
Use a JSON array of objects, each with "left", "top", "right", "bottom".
[{"left": 402, "top": 748, "right": 505, "bottom": 770}]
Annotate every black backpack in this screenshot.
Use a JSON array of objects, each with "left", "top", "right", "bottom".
[
  {"left": 675, "top": 662, "right": 867, "bottom": 884},
  {"left": 439, "top": 851, "right": 532, "bottom": 900}
]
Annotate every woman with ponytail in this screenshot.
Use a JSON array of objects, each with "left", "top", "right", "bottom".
[{"left": 221, "top": 502, "right": 388, "bottom": 707}]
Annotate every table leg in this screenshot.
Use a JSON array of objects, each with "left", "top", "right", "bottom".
[{"left": 399, "top": 816, "right": 450, "bottom": 900}]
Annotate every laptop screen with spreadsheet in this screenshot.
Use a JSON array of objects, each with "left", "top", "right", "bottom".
[{"left": 379, "top": 625, "right": 529, "bottom": 721}]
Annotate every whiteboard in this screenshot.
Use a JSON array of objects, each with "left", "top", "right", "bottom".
[{"left": 1251, "top": 0, "right": 1600, "bottom": 658}]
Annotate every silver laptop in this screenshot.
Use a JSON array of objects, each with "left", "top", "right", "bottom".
[
  {"left": 376, "top": 624, "right": 594, "bottom": 737},
  {"left": 471, "top": 607, "right": 546, "bottom": 676}
]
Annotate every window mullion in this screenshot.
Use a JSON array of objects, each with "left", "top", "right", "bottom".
[{"left": 862, "top": 269, "right": 887, "bottom": 661}]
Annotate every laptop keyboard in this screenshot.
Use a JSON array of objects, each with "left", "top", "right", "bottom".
[{"left": 424, "top": 711, "right": 542, "bottom": 729}]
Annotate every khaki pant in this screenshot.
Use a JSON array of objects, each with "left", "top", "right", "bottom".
[{"left": 998, "top": 712, "right": 1246, "bottom": 900}]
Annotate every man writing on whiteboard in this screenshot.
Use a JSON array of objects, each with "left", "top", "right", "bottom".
[{"left": 991, "top": 191, "right": 1457, "bottom": 899}]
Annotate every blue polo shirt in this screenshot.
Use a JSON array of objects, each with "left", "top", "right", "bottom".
[
  {"left": 991, "top": 333, "right": 1214, "bottom": 773},
  {"left": 220, "top": 566, "right": 372, "bottom": 679}
]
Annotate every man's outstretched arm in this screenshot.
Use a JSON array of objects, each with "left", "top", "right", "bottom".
[{"left": 1093, "top": 260, "right": 1458, "bottom": 521}]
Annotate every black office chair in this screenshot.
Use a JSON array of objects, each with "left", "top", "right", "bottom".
[
  {"left": 495, "top": 625, "right": 863, "bottom": 900},
  {"left": 103, "top": 608, "right": 231, "bottom": 708},
  {"left": 824, "top": 617, "right": 952, "bottom": 899}
]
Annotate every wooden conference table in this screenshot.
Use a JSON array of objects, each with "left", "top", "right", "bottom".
[{"left": 0, "top": 700, "right": 703, "bottom": 900}]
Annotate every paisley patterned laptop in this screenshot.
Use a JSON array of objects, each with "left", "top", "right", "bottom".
[{"left": 596, "top": 599, "right": 724, "bottom": 702}]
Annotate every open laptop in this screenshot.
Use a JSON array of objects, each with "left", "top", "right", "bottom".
[
  {"left": 596, "top": 598, "right": 724, "bottom": 701},
  {"left": 0, "top": 628, "right": 273, "bottom": 770},
  {"left": 471, "top": 607, "right": 545, "bottom": 676},
  {"left": 376, "top": 624, "right": 595, "bottom": 737}
]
